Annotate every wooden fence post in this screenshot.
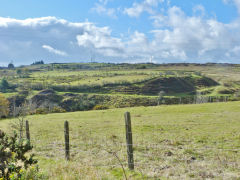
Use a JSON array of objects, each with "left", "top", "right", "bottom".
[
  {"left": 26, "top": 120, "right": 30, "bottom": 143},
  {"left": 124, "top": 112, "right": 134, "bottom": 170},
  {"left": 64, "top": 121, "right": 70, "bottom": 161}
]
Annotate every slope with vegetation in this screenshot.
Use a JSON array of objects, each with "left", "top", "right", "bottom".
[
  {"left": 1, "top": 62, "right": 240, "bottom": 116},
  {"left": 0, "top": 101, "right": 240, "bottom": 179}
]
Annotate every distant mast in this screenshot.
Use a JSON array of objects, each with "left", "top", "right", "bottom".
[
  {"left": 90, "top": 49, "right": 95, "bottom": 63},
  {"left": 149, "top": 56, "right": 154, "bottom": 63}
]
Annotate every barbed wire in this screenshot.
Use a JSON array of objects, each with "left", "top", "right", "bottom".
[
  {"left": 34, "top": 140, "right": 240, "bottom": 152},
  {"left": 49, "top": 122, "right": 240, "bottom": 130}
]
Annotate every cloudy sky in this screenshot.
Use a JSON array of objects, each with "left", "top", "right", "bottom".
[{"left": 0, "top": 0, "right": 240, "bottom": 65}]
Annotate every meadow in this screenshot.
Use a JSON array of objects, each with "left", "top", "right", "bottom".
[
  {"left": 1, "top": 101, "right": 240, "bottom": 179},
  {"left": 0, "top": 65, "right": 232, "bottom": 108},
  {"left": 2, "top": 63, "right": 240, "bottom": 99}
]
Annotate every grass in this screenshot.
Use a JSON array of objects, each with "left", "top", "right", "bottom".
[
  {"left": 1, "top": 101, "right": 240, "bottom": 179},
  {"left": 3, "top": 63, "right": 240, "bottom": 98},
  {"left": 30, "top": 70, "right": 154, "bottom": 86},
  {"left": 2, "top": 92, "right": 18, "bottom": 98}
]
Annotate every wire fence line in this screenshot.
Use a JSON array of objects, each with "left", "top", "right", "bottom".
[
  {"left": 40, "top": 141, "right": 240, "bottom": 150},
  {"left": 70, "top": 122, "right": 233, "bottom": 127},
  {"left": 24, "top": 111, "right": 240, "bottom": 179}
]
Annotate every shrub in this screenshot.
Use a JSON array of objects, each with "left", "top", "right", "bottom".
[
  {"left": 16, "top": 69, "right": 22, "bottom": 76},
  {"left": 0, "top": 130, "right": 38, "bottom": 179},
  {"left": 18, "top": 90, "right": 29, "bottom": 97},
  {"left": 7, "top": 95, "right": 26, "bottom": 117},
  {"left": 136, "top": 64, "right": 146, "bottom": 69},
  {"left": 51, "top": 106, "right": 66, "bottom": 113},
  {"left": 217, "top": 87, "right": 236, "bottom": 94},
  {"left": 61, "top": 94, "right": 97, "bottom": 111},
  {"left": 0, "top": 93, "right": 9, "bottom": 118},
  {"left": 0, "top": 78, "right": 9, "bottom": 92},
  {"left": 93, "top": 105, "right": 109, "bottom": 110},
  {"left": 35, "top": 108, "right": 48, "bottom": 114}
]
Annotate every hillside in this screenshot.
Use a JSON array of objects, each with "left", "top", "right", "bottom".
[
  {"left": 0, "top": 101, "right": 240, "bottom": 179},
  {"left": 0, "top": 63, "right": 238, "bottom": 98},
  {"left": 1, "top": 63, "right": 240, "bottom": 116}
]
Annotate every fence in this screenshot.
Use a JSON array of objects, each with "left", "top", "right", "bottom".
[{"left": 24, "top": 110, "right": 240, "bottom": 179}]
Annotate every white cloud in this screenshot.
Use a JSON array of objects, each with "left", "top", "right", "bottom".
[
  {"left": 76, "top": 28, "right": 124, "bottom": 57},
  {"left": 91, "top": 4, "right": 117, "bottom": 18},
  {"left": 226, "top": 45, "right": 240, "bottom": 57},
  {"left": 223, "top": 0, "right": 240, "bottom": 14},
  {"left": 126, "top": 31, "right": 149, "bottom": 56},
  {"left": 233, "top": 0, "right": 240, "bottom": 13},
  {"left": 91, "top": 0, "right": 117, "bottom": 18},
  {"left": 99, "top": 0, "right": 112, "bottom": 5},
  {"left": 0, "top": 16, "right": 124, "bottom": 65},
  {"left": 42, "top": 45, "right": 67, "bottom": 56},
  {"left": 1, "top": 7, "right": 240, "bottom": 65},
  {"left": 193, "top": 5, "right": 206, "bottom": 17},
  {"left": 124, "top": 0, "right": 164, "bottom": 17},
  {"left": 145, "top": 6, "right": 240, "bottom": 61}
]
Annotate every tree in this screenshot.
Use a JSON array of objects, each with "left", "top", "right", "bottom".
[
  {"left": 16, "top": 69, "right": 22, "bottom": 75},
  {"left": 11, "top": 101, "right": 30, "bottom": 139},
  {"left": 0, "top": 93, "right": 9, "bottom": 117},
  {"left": 0, "top": 78, "right": 9, "bottom": 92},
  {"left": 8, "top": 63, "right": 14, "bottom": 69},
  {"left": 31, "top": 60, "right": 44, "bottom": 65}
]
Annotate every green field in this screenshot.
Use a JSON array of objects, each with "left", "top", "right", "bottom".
[
  {"left": 2, "top": 63, "right": 240, "bottom": 116},
  {"left": 2, "top": 63, "right": 240, "bottom": 98},
  {"left": 1, "top": 101, "right": 240, "bottom": 179}
]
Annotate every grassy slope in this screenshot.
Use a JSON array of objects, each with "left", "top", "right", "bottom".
[
  {"left": 1, "top": 102, "right": 240, "bottom": 179},
  {"left": 3, "top": 64, "right": 240, "bottom": 98}
]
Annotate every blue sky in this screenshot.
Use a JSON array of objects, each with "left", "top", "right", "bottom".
[{"left": 0, "top": 0, "right": 240, "bottom": 65}]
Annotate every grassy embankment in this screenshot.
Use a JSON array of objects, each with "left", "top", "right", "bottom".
[{"left": 0, "top": 101, "right": 240, "bottom": 179}]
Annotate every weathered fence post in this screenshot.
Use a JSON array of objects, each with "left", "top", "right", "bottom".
[
  {"left": 26, "top": 120, "right": 30, "bottom": 143},
  {"left": 64, "top": 121, "right": 70, "bottom": 161},
  {"left": 124, "top": 112, "right": 134, "bottom": 170}
]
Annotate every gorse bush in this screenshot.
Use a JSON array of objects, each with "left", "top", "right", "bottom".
[
  {"left": 0, "top": 130, "right": 38, "bottom": 179},
  {"left": 35, "top": 108, "right": 48, "bottom": 115},
  {"left": 93, "top": 105, "right": 109, "bottom": 110},
  {"left": 35, "top": 106, "right": 66, "bottom": 114},
  {"left": 0, "top": 94, "right": 9, "bottom": 118},
  {"left": 51, "top": 106, "right": 66, "bottom": 113}
]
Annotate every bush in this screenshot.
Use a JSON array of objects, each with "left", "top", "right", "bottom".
[
  {"left": 217, "top": 87, "right": 236, "bottom": 94},
  {"left": 0, "top": 130, "right": 38, "bottom": 179},
  {"left": 7, "top": 95, "right": 26, "bottom": 117},
  {"left": 35, "top": 108, "right": 48, "bottom": 114},
  {"left": 93, "top": 105, "right": 109, "bottom": 110},
  {"left": 136, "top": 65, "right": 146, "bottom": 69},
  {"left": 51, "top": 106, "right": 66, "bottom": 113},
  {"left": 60, "top": 94, "right": 97, "bottom": 111},
  {"left": 0, "top": 93, "right": 9, "bottom": 118},
  {"left": 0, "top": 78, "right": 9, "bottom": 93}
]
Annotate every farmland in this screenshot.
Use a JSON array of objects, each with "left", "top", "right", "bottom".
[
  {"left": 1, "top": 63, "right": 240, "bottom": 114},
  {"left": 1, "top": 63, "right": 240, "bottom": 179},
  {"left": 1, "top": 0, "right": 240, "bottom": 179},
  {"left": 1, "top": 101, "right": 240, "bottom": 179}
]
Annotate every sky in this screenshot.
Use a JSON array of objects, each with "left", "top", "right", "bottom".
[{"left": 0, "top": 0, "right": 240, "bottom": 65}]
